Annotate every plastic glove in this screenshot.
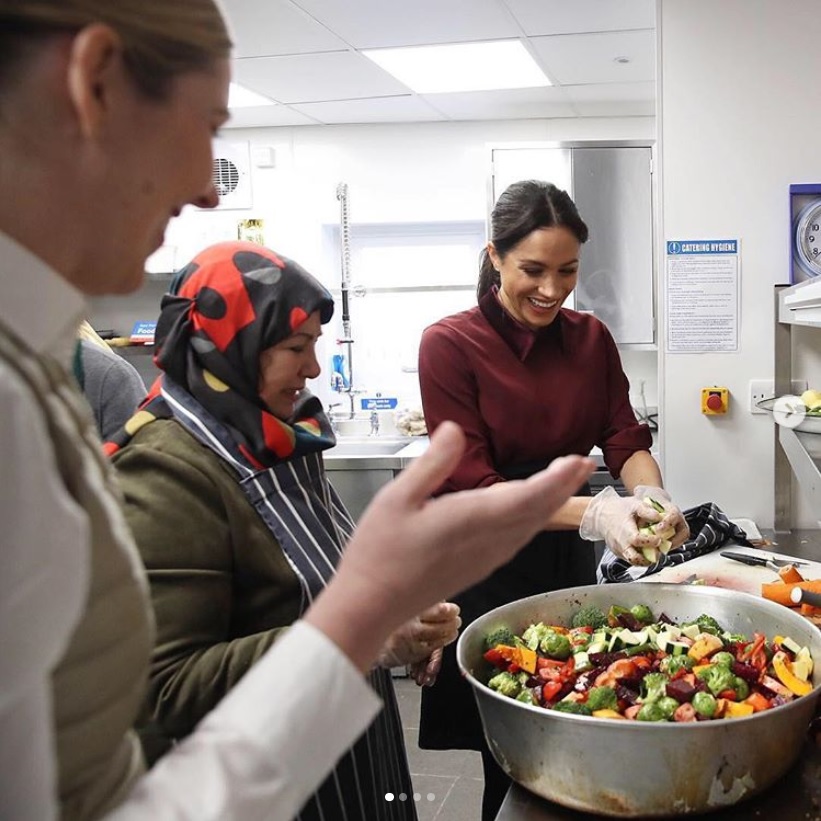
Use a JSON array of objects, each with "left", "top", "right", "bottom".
[
  {"left": 579, "top": 486, "right": 661, "bottom": 565},
  {"left": 376, "top": 602, "right": 461, "bottom": 669},
  {"left": 632, "top": 485, "right": 690, "bottom": 549},
  {"left": 408, "top": 647, "right": 444, "bottom": 688}
]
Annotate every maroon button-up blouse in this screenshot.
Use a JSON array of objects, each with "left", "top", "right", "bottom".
[{"left": 418, "top": 288, "right": 652, "bottom": 493}]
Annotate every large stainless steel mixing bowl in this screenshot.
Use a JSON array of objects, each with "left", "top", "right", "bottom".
[{"left": 457, "top": 583, "right": 821, "bottom": 817}]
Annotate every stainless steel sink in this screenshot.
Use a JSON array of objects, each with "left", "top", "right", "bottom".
[{"left": 326, "top": 439, "right": 410, "bottom": 457}]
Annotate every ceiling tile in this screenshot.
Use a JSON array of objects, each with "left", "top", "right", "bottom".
[
  {"left": 291, "top": 95, "right": 447, "bottom": 124},
  {"left": 220, "top": 1, "right": 658, "bottom": 126},
  {"left": 290, "top": 0, "right": 519, "bottom": 48},
  {"left": 504, "top": 0, "right": 655, "bottom": 36},
  {"left": 232, "top": 52, "right": 411, "bottom": 103},
  {"left": 225, "top": 104, "right": 321, "bottom": 128},
  {"left": 222, "top": 0, "right": 348, "bottom": 57},
  {"left": 422, "top": 87, "right": 576, "bottom": 121},
  {"left": 530, "top": 30, "right": 655, "bottom": 85},
  {"left": 563, "top": 82, "right": 655, "bottom": 117}
]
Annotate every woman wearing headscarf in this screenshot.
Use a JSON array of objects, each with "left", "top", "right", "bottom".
[{"left": 106, "top": 241, "right": 458, "bottom": 820}]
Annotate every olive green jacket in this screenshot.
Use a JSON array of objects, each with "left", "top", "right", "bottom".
[{"left": 112, "top": 419, "right": 304, "bottom": 758}]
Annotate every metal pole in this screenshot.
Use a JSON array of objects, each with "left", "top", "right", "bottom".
[{"left": 335, "top": 183, "right": 356, "bottom": 417}]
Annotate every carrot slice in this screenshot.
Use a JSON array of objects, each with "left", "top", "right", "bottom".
[{"left": 779, "top": 564, "right": 805, "bottom": 584}]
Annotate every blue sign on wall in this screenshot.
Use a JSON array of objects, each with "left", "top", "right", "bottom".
[
  {"left": 666, "top": 240, "right": 737, "bottom": 255},
  {"left": 361, "top": 396, "right": 398, "bottom": 410},
  {"left": 130, "top": 320, "right": 157, "bottom": 343}
]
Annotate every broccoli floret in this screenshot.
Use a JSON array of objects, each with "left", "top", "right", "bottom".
[
  {"left": 629, "top": 603, "right": 655, "bottom": 624},
  {"left": 516, "top": 689, "right": 536, "bottom": 705},
  {"left": 552, "top": 700, "right": 593, "bottom": 716},
  {"left": 659, "top": 655, "right": 694, "bottom": 676},
  {"left": 695, "top": 664, "right": 736, "bottom": 696},
  {"left": 657, "top": 696, "right": 679, "bottom": 719},
  {"left": 733, "top": 676, "right": 750, "bottom": 701},
  {"left": 692, "top": 691, "right": 717, "bottom": 718},
  {"left": 640, "top": 672, "right": 669, "bottom": 703},
  {"left": 637, "top": 702, "right": 668, "bottom": 722},
  {"left": 521, "top": 622, "right": 552, "bottom": 652},
  {"left": 488, "top": 671, "right": 522, "bottom": 698},
  {"left": 586, "top": 686, "right": 618, "bottom": 712},
  {"left": 515, "top": 671, "right": 531, "bottom": 687},
  {"left": 711, "top": 651, "right": 735, "bottom": 668},
  {"left": 484, "top": 626, "right": 516, "bottom": 652},
  {"left": 693, "top": 614, "right": 725, "bottom": 636},
  {"left": 571, "top": 605, "right": 608, "bottom": 630},
  {"left": 540, "top": 631, "right": 572, "bottom": 660}
]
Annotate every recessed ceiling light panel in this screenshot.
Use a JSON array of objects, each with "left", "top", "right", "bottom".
[
  {"left": 363, "top": 40, "right": 551, "bottom": 95},
  {"left": 228, "top": 82, "right": 276, "bottom": 109}
]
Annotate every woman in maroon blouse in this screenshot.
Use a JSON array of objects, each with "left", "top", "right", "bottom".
[{"left": 417, "top": 180, "right": 689, "bottom": 820}]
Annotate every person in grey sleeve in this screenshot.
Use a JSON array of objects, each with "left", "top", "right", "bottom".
[{"left": 74, "top": 335, "right": 147, "bottom": 440}]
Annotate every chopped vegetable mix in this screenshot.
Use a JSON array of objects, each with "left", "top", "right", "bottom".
[{"left": 482, "top": 604, "right": 815, "bottom": 721}]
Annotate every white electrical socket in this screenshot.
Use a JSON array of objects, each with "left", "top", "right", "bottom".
[{"left": 749, "top": 379, "right": 808, "bottom": 414}]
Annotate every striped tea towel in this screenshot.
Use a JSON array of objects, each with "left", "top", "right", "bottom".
[{"left": 597, "top": 502, "right": 753, "bottom": 584}]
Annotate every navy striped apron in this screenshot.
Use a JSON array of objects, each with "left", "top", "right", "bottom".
[{"left": 164, "top": 382, "right": 417, "bottom": 821}]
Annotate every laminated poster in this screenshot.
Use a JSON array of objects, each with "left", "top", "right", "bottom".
[{"left": 665, "top": 239, "right": 739, "bottom": 353}]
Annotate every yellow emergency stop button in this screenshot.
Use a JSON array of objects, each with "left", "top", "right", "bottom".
[{"left": 702, "top": 387, "right": 729, "bottom": 415}]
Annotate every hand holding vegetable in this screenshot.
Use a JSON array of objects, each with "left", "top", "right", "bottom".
[
  {"left": 376, "top": 601, "right": 461, "bottom": 669},
  {"left": 579, "top": 486, "right": 661, "bottom": 565},
  {"left": 632, "top": 486, "right": 689, "bottom": 557}
]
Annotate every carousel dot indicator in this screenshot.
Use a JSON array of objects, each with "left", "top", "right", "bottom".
[
  {"left": 427, "top": 793, "right": 436, "bottom": 802},
  {"left": 413, "top": 793, "right": 421, "bottom": 802},
  {"left": 399, "top": 793, "right": 407, "bottom": 801},
  {"left": 385, "top": 793, "right": 394, "bottom": 802}
]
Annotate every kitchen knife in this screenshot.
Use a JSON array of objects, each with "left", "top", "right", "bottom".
[{"left": 720, "top": 550, "right": 808, "bottom": 571}]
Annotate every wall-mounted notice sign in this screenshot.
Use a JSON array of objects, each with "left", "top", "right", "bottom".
[
  {"left": 665, "top": 239, "right": 739, "bottom": 353},
  {"left": 361, "top": 397, "right": 398, "bottom": 411}
]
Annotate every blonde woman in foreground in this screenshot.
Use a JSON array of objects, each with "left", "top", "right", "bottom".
[{"left": 0, "top": 2, "right": 593, "bottom": 819}]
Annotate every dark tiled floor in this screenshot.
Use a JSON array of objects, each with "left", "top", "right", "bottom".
[{"left": 394, "top": 676, "right": 483, "bottom": 821}]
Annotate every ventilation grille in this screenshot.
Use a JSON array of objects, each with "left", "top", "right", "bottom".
[
  {"left": 205, "top": 139, "right": 252, "bottom": 210},
  {"left": 213, "top": 157, "right": 240, "bottom": 197}
]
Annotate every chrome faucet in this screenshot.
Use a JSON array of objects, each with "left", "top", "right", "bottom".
[
  {"left": 369, "top": 410, "right": 379, "bottom": 436},
  {"left": 327, "top": 402, "right": 342, "bottom": 434},
  {"left": 345, "top": 387, "right": 366, "bottom": 419}
]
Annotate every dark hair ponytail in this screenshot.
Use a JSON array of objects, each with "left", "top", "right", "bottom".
[{"left": 477, "top": 180, "right": 589, "bottom": 301}]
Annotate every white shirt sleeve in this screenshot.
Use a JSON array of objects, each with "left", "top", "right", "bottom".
[
  {"left": 107, "top": 621, "right": 382, "bottom": 821},
  {"left": 0, "top": 366, "right": 89, "bottom": 821}
]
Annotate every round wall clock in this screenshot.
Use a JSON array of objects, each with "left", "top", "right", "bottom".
[{"left": 793, "top": 197, "right": 821, "bottom": 278}]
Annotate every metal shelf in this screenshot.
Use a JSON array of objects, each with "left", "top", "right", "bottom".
[
  {"left": 774, "top": 282, "right": 821, "bottom": 531},
  {"left": 779, "top": 278, "right": 821, "bottom": 327}
]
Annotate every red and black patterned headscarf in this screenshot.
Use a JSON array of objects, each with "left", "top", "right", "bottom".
[{"left": 105, "top": 241, "right": 335, "bottom": 468}]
